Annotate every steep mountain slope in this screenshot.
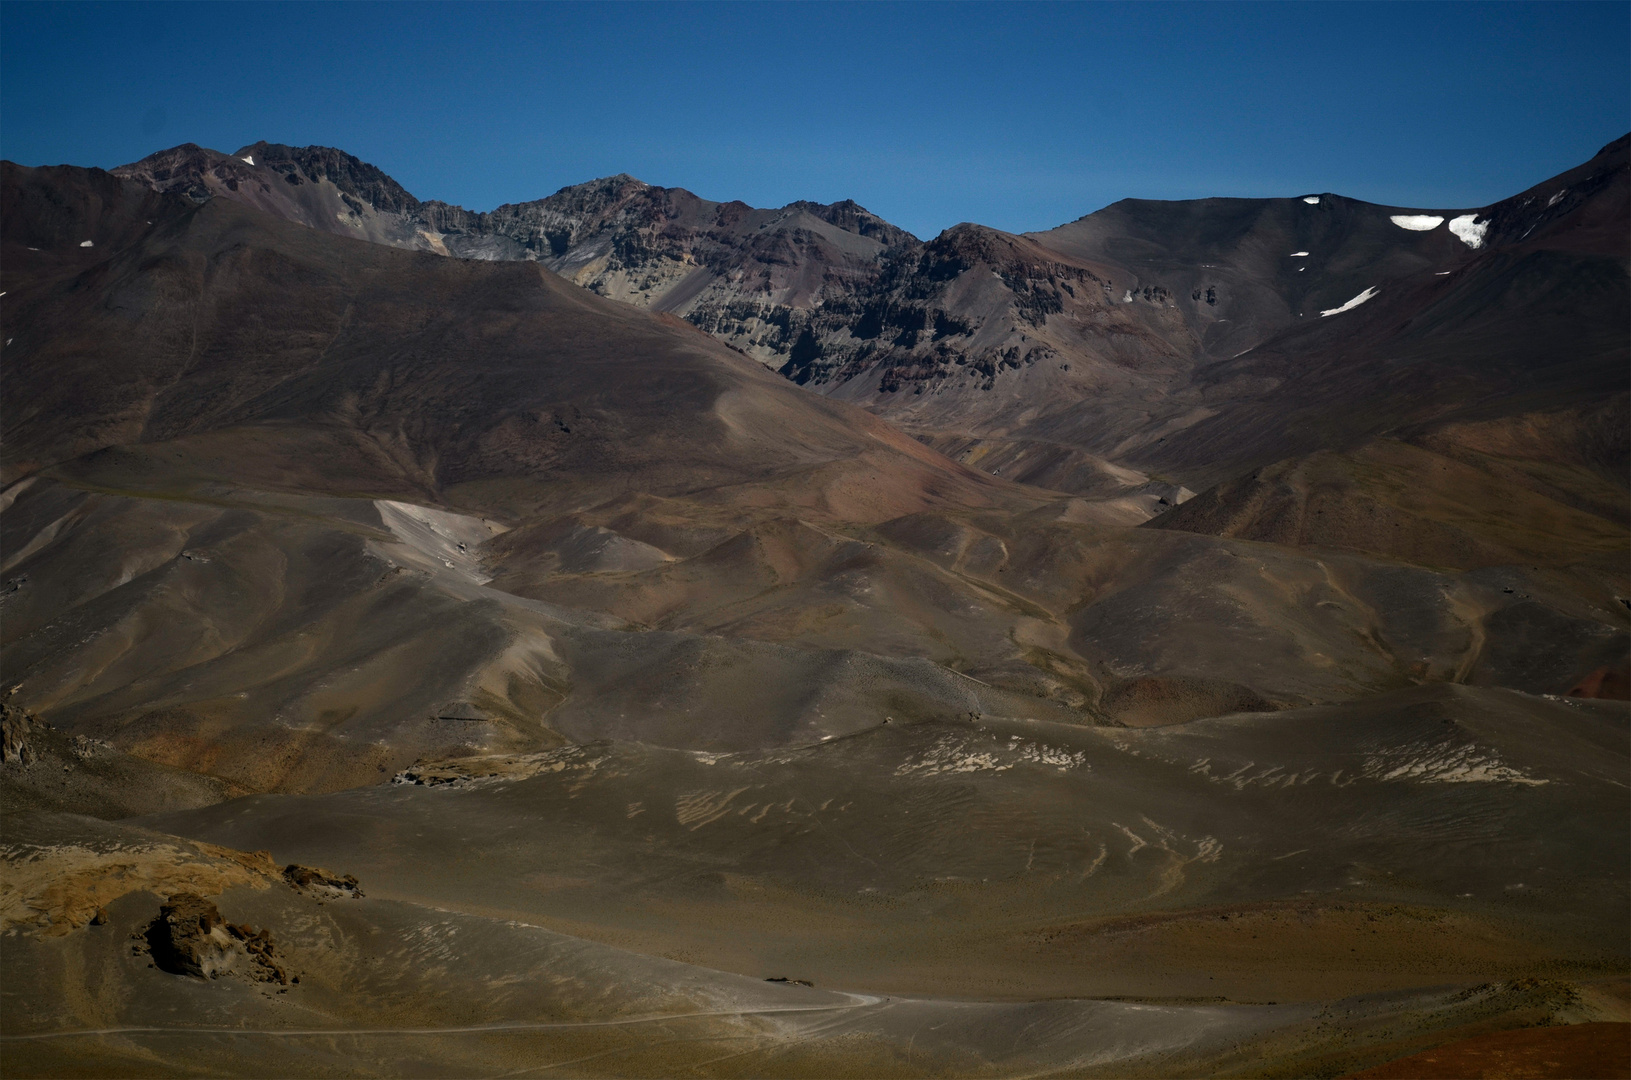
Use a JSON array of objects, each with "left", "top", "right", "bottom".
[
  {"left": 1035, "top": 134, "right": 1630, "bottom": 362},
  {"left": 805, "top": 135, "right": 1628, "bottom": 488},
  {"left": 113, "top": 141, "right": 920, "bottom": 367},
  {"left": 111, "top": 143, "right": 1209, "bottom": 495},
  {"left": 107, "top": 142, "right": 433, "bottom": 251},
  {"left": 111, "top": 136, "right": 1629, "bottom": 507},
  {"left": 1086, "top": 135, "right": 1631, "bottom": 483},
  {"left": 2, "top": 161, "right": 989, "bottom": 522}
]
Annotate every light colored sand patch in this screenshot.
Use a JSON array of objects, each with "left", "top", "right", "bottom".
[
  {"left": 1079, "top": 842, "right": 1109, "bottom": 880},
  {"left": 416, "top": 229, "right": 451, "bottom": 257},
  {"left": 0, "top": 476, "right": 37, "bottom": 514},
  {"left": 1110, "top": 817, "right": 1224, "bottom": 897},
  {"left": 374, "top": 499, "right": 508, "bottom": 584}
]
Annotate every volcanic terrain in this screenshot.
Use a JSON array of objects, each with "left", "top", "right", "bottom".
[{"left": 1, "top": 136, "right": 1627, "bottom": 1077}]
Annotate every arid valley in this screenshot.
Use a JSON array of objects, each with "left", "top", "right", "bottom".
[{"left": 1, "top": 22, "right": 1628, "bottom": 1075}]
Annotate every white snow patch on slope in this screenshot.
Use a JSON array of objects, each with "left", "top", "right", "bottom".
[
  {"left": 1448, "top": 214, "right": 1488, "bottom": 249},
  {"left": 1362, "top": 743, "right": 1548, "bottom": 786},
  {"left": 1547, "top": 189, "right": 1566, "bottom": 207},
  {"left": 1390, "top": 214, "right": 1444, "bottom": 231},
  {"left": 1320, "top": 286, "right": 1379, "bottom": 317},
  {"left": 895, "top": 734, "right": 1088, "bottom": 777},
  {"left": 78, "top": 240, "right": 93, "bottom": 248},
  {"left": 1302, "top": 196, "right": 1320, "bottom": 204},
  {"left": 240, "top": 155, "right": 255, "bottom": 165},
  {"left": 1122, "top": 290, "right": 1133, "bottom": 303},
  {"left": 1289, "top": 251, "right": 1309, "bottom": 257}
]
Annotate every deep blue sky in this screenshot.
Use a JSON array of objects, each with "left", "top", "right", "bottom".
[{"left": 2, "top": 1, "right": 1626, "bottom": 238}]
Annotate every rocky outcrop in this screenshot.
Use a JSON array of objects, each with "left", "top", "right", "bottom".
[
  {"left": 2, "top": 701, "right": 37, "bottom": 766},
  {"left": 282, "top": 864, "right": 363, "bottom": 899},
  {"left": 237, "top": 141, "right": 421, "bottom": 216},
  {"left": 112, "top": 146, "right": 919, "bottom": 360},
  {"left": 144, "top": 893, "right": 289, "bottom": 984}
]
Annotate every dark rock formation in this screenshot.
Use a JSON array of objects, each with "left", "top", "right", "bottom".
[{"left": 145, "top": 893, "right": 287, "bottom": 983}]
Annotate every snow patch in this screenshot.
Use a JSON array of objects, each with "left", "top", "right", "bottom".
[
  {"left": 895, "top": 734, "right": 1088, "bottom": 778},
  {"left": 1288, "top": 251, "right": 1309, "bottom": 257},
  {"left": 240, "top": 155, "right": 255, "bottom": 166},
  {"left": 1302, "top": 196, "right": 1320, "bottom": 204},
  {"left": 1319, "top": 286, "right": 1379, "bottom": 317},
  {"left": 1547, "top": 189, "right": 1566, "bottom": 207},
  {"left": 1362, "top": 743, "right": 1547, "bottom": 786},
  {"left": 1122, "top": 290, "right": 1133, "bottom": 303},
  {"left": 1390, "top": 214, "right": 1444, "bottom": 231},
  {"left": 78, "top": 240, "right": 93, "bottom": 248},
  {"left": 1447, "top": 214, "right": 1488, "bottom": 249}
]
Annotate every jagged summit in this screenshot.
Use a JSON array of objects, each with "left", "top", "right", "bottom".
[
  {"left": 231, "top": 140, "right": 421, "bottom": 214},
  {"left": 105, "top": 135, "right": 1629, "bottom": 495},
  {"left": 113, "top": 142, "right": 919, "bottom": 356}
]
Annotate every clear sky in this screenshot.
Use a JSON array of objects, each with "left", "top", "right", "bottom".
[{"left": 2, "top": 1, "right": 1626, "bottom": 239}]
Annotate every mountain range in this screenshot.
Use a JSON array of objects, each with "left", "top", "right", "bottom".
[
  {"left": 3, "top": 134, "right": 1627, "bottom": 1076},
  {"left": 115, "top": 135, "right": 1630, "bottom": 499}
]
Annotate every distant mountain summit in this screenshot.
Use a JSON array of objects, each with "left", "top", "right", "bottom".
[{"left": 114, "top": 144, "right": 919, "bottom": 367}]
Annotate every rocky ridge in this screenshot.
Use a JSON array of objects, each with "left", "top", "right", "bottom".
[
  {"left": 109, "top": 135, "right": 1630, "bottom": 498},
  {"left": 113, "top": 143, "right": 921, "bottom": 369},
  {"left": 143, "top": 892, "right": 290, "bottom": 983}
]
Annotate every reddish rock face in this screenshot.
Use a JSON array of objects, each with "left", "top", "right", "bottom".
[
  {"left": 1347, "top": 1021, "right": 1631, "bottom": 1079},
  {"left": 1568, "top": 660, "right": 1631, "bottom": 700}
]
